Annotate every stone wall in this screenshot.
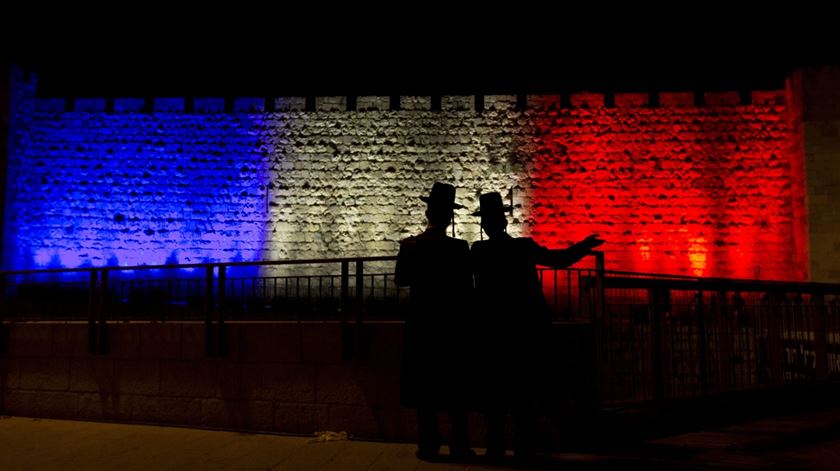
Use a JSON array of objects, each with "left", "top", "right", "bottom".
[
  {"left": 3, "top": 70, "right": 811, "bottom": 280},
  {"left": 0, "top": 321, "right": 593, "bottom": 441},
  {"left": 802, "top": 67, "right": 840, "bottom": 282},
  {"left": 0, "top": 322, "right": 410, "bottom": 438}
]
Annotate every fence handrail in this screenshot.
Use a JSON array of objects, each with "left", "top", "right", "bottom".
[
  {"left": 7, "top": 254, "right": 840, "bottom": 292},
  {"left": 602, "top": 272, "right": 840, "bottom": 294},
  {"left": 0, "top": 255, "right": 399, "bottom": 277}
]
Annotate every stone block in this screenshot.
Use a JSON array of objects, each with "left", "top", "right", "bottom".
[
  {"left": 180, "top": 323, "right": 208, "bottom": 361},
  {"left": 114, "top": 98, "right": 145, "bottom": 112},
  {"left": 154, "top": 97, "right": 184, "bottom": 112},
  {"left": 484, "top": 95, "right": 516, "bottom": 111},
  {"left": 3, "top": 390, "right": 37, "bottom": 415},
  {"left": 157, "top": 397, "right": 202, "bottom": 426},
  {"left": 139, "top": 323, "right": 181, "bottom": 360},
  {"left": 274, "top": 403, "right": 329, "bottom": 434},
  {"left": 200, "top": 399, "right": 273, "bottom": 431},
  {"left": 400, "top": 96, "right": 431, "bottom": 111},
  {"left": 33, "top": 391, "right": 78, "bottom": 418},
  {"left": 442, "top": 95, "right": 473, "bottom": 111},
  {"left": 615, "top": 92, "right": 649, "bottom": 107},
  {"left": 315, "top": 96, "right": 346, "bottom": 112},
  {"left": 327, "top": 404, "right": 381, "bottom": 438},
  {"left": 52, "top": 324, "right": 89, "bottom": 358},
  {"left": 195, "top": 97, "right": 225, "bottom": 112},
  {"left": 527, "top": 94, "right": 561, "bottom": 109},
  {"left": 75, "top": 98, "right": 106, "bottom": 112},
  {"left": 19, "top": 358, "right": 69, "bottom": 391},
  {"left": 233, "top": 97, "right": 264, "bottom": 112},
  {"left": 35, "top": 98, "right": 65, "bottom": 112},
  {"left": 357, "top": 96, "right": 390, "bottom": 111},
  {"left": 107, "top": 324, "right": 141, "bottom": 359},
  {"left": 69, "top": 357, "right": 114, "bottom": 392},
  {"left": 239, "top": 364, "right": 315, "bottom": 402},
  {"left": 237, "top": 323, "right": 300, "bottom": 363},
  {"left": 571, "top": 92, "right": 604, "bottom": 108},
  {"left": 705, "top": 91, "right": 740, "bottom": 106},
  {"left": 275, "top": 97, "right": 306, "bottom": 111},
  {"left": 9, "top": 324, "right": 53, "bottom": 357},
  {"left": 752, "top": 90, "right": 785, "bottom": 106},
  {"left": 660, "top": 91, "right": 694, "bottom": 106},
  {"left": 0, "top": 357, "right": 20, "bottom": 390},
  {"left": 115, "top": 360, "right": 159, "bottom": 396},
  {"left": 300, "top": 322, "right": 343, "bottom": 364},
  {"left": 159, "top": 360, "right": 215, "bottom": 398},
  {"left": 315, "top": 364, "right": 374, "bottom": 405}
]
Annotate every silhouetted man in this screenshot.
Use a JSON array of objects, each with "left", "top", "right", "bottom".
[
  {"left": 395, "top": 182, "right": 474, "bottom": 462},
  {"left": 470, "top": 191, "right": 604, "bottom": 464}
]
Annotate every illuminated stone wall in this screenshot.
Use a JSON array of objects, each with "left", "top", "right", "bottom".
[
  {"left": 526, "top": 90, "right": 807, "bottom": 279},
  {"left": 3, "top": 72, "right": 809, "bottom": 280}
]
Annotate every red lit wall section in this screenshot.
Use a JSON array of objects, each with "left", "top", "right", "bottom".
[{"left": 525, "top": 92, "right": 808, "bottom": 281}]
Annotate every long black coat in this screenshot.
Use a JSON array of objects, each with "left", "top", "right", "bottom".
[
  {"left": 470, "top": 235, "right": 559, "bottom": 408},
  {"left": 395, "top": 229, "right": 472, "bottom": 409}
]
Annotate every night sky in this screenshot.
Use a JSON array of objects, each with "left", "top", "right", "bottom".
[{"left": 5, "top": 19, "right": 837, "bottom": 98}]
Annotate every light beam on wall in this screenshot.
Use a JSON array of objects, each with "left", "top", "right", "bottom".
[{"left": 3, "top": 110, "right": 269, "bottom": 270}]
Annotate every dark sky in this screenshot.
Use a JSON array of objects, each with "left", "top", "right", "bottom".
[{"left": 4, "top": 17, "right": 838, "bottom": 97}]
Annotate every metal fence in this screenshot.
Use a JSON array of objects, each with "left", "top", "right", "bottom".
[
  {"left": 2, "top": 254, "right": 840, "bottom": 408},
  {"left": 591, "top": 273, "right": 840, "bottom": 406},
  {"left": 0, "top": 257, "right": 407, "bottom": 322},
  {"left": 0, "top": 256, "right": 603, "bottom": 322}
]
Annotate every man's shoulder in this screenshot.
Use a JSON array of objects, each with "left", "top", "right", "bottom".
[
  {"left": 399, "top": 235, "right": 419, "bottom": 245},
  {"left": 398, "top": 236, "right": 421, "bottom": 254}
]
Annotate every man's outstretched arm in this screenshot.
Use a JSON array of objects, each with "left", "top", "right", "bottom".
[{"left": 535, "top": 234, "right": 605, "bottom": 269}]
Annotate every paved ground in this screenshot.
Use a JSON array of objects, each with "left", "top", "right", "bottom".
[{"left": 2, "top": 409, "right": 840, "bottom": 470}]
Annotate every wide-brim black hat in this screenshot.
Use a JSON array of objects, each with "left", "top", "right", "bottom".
[
  {"left": 420, "top": 182, "right": 464, "bottom": 209},
  {"left": 472, "top": 191, "right": 512, "bottom": 216}
]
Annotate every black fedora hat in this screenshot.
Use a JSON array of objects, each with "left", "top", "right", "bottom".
[
  {"left": 472, "top": 192, "right": 512, "bottom": 216},
  {"left": 420, "top": 182, "right": 464, "bottom": 209}
]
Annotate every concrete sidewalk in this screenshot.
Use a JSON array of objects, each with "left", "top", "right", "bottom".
[
  {"left": 2, "top": 409, "right": 840, "bottom": 470},
  {"left": 641, "top": 407, "right": 840, "bottom": 469},
  {"left": 0, "top": 416, "right": 626, "bottom": 470}
]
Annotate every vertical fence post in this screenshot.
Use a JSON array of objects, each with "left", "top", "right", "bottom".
[
  {"left": 766, "top": 291, "right": 785, "bottom": 385},
  {"left": 87, "top": 270, "right": 98, "bottom": 354},
  {"left": 696, "top": 287, "right": 708, "bottom": 396},
  {"left": 650, "top": 287, "right": 667, "bottom": 404},
  {"left": 355, "top": 260, "right": 368, "bottom": 361},
  {"left": 355, "top": 260, "right": 364, "bottom": 320},
  {"left": 716, "top": 290, "right": 735, "bottom": 392},
  {"left": 217, "top": 265, "right": 228, "bottom": 357},
  {"left": 593, "top": 252, "right": 605, "bottom": 320},
  {"left": 0, "top": 274, "right": 7, "bottom": 353},
  {"left": 340, "top": 260, "right": 353, "bottom": 360},
  {"left": 591, "top": 252, "right": 605, "bottom": 408},
  {"left": 812, "top": 293, "right": 829, "bottom": 381},
  {"left": 98, "top": 269, "right": 109, "bottom": 355},
  {"left": 205, "top": 266, "right": 215, "bottom": 357}
]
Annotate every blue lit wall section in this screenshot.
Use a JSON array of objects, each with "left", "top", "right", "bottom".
[{"left": 3, "top": 110, "right": 270, "bottom": 270}]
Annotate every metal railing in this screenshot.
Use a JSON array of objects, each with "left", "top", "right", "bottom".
[
  {"left": 0, "top": 257, "right": 402, "bottom": 318},
  {"left": 0, "top": 256, "right": 404, "bottom": 356},
  {"left": 589, "top": 272, "right": 840, "bottom": 406},
  {"left": 0, "top": 254, "right": 603, "bottom": 356},
  {"left": 2, "top": 252, "right": 840, "bottom": 409},
  {"left": 0, "top": 255, "right": 607, "bottom": 322}
]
